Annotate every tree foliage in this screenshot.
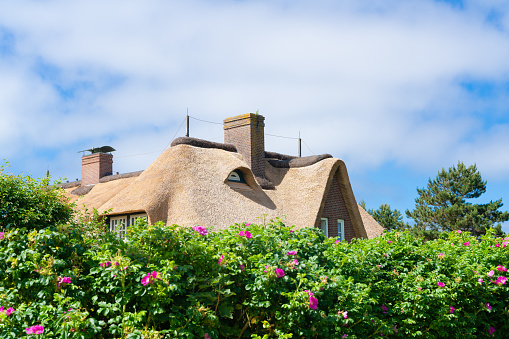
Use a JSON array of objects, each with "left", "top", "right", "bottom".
[
  {"left": 360, "top": 201, "right": 408, "bottom": 231},
  {"left": 371, "top": 204, "right": 409, "bottom": 231},
  {"left": 406, "top": 161, "right": 508, "bottom": 238},
  {"left": 0, "top": 162, "right": 74, "bottom": 231}
]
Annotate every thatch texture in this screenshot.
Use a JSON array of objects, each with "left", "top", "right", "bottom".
[
  {"left": 65, "top": 177, "right": 139, "bottom": 211},
  {"left": 99, "top": 171, "right": 143, "bottom": 183},
  {"left": 264, "top": 151, "right": 297, "bottom": 161},
  {"left": 60, "top": 181, "right": 81, "bottom": 189},
  {"left": 171, "top": 137, "right": 237, "bottom": 152},
  {"left": 66, "top": 144, "right": 381, "bottom": 238},
  {"left": 268, "top": 154, "right": 333, "bottom": 168},
  {"left": 358, "top": 205, "right": 385, "bottom": 238},
  {"left": 70, "top": 186, "right": 94, "bottom": 196}
]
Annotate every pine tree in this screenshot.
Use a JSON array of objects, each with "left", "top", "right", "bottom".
[
  {"left": 406, "top": 161, "right": 508, "bottom": 237},
  {"left": 359, "top": 200, "right": 408, "bottom": 231},
  {"left": 371, "top": 204, "right": 409, "bottom": 231}
]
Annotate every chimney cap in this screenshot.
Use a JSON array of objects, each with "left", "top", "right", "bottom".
[{"left": 79, "top": 146, "right": 116, "bottom": 156}]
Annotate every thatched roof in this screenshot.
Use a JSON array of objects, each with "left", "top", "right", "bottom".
[
  {"left": 65, "top": 143, "right": 383, "bottom": 238},
  {"left": 358, "top": 205, "right": 385, "bottom": 238}
]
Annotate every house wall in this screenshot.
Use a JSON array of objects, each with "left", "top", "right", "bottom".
[
  {"left": 224, "top": 114, "right": 265, "bottom": 178},
  {"left": 318, "top": 176, "right": 355, "bottom": 241},
  {"left": 81, "top": 153, "right": 113, "bottom": 186}
]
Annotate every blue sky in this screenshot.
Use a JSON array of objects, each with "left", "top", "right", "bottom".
[{"left": 1, "top": 0, "right": 509, "bottom": 232}]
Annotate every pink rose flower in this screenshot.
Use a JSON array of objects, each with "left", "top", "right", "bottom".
[
  {"left": 238, "top": 231, "right": 252, "bottom": 238},
  {"left": 463, "top": 242, "right": 470, "bottom": 246},
  {"left": 218, "top": 255, "right": 224, "bottom": 265},
  {"left": 57, "top": 276, "right": 71, "bottom": 287},
  {"left": 5, "top": 307, "right": 14, "bottom": 316},
  {"left": 496, "top": 265, "right": 507, "bottom": 272},
  {"left": 438, "top": 253, "right": 444, "bottom": 257},
  {"left": 489, "top": 327, "right": 495, "bottom": 335},
  {"left": 26, "top": 325, "right": 44, "bottom": 334},
  {"left": 240, "top": 264, "right": 245, "bottom": 271},
  {"left": 449, "top": 306, "right": 455, "bottom": 314},
  {"left": 305, "top": 290, "right": 318, "bottom": 310},
  {"left": 437, "top": 282, "right": 445, "bottom": 287},
  {"left": 287, "top": 251, "right": 297, "bottom": 255},
  {"left": 141, "top": 271, "right": 159, "bottom": 286},
  {"left": 478, "top": 278, "right": 484, "bottom": 284},
  {"left": 487, "top": 270, "right": 495, "bottom": 277},
  {"left": 342, "top": 311, "right": 348, "bottom": 319},
  {"left": 192, "top": 226, "right": 208, "bottom": 236},
  {"left": 492, "top": 276, "right": 507, "bottom": 285},
  {"left": 204, "top": 333, "right": 211, "bottom": 339},
  {"left": 0, "top": 232, "right": 4, "bottom": 240},
  {"left": 487, "top": 303, "right": 492, "bottom": 311},
  {"left": 275, "top": 268, "right": 285, "bottom": 278}
]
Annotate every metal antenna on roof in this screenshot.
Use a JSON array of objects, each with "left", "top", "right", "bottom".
[
  {"left": 298, "top": 131, "right": 302, "bottom": 157},
  {"left": 186, "top": 108, "right": 190, "bottom": 137}
]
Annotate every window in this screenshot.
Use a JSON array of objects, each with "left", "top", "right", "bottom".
[
  {"left": 337, "top": 219, "right": 345, "bottom": 241},
  {"left": 130, "top": 213, "right": 147, "bottom": 226},
  {"left": 227, "top": 169, "right": 251, "bottom": 190},
  {"left": 109, "top": 213, "right": 147, "bottom": 238},
  {"left": 110, "top": 216, "right": 127, "bottom": 238},
  {"left": 228, "top": 170, "right": 246, "bottom": 183},
  {"left": 320, "top": 218, "right": 328, "bottom": 237}
]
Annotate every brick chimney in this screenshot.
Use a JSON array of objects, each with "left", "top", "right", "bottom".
[
  {"left": 81, "top": 152, "right": 113, "bottom": 186},
  {"left": 224, "top": 113, "right": 265, "bottom": 178}
]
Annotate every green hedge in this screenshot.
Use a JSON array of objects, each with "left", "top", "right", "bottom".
[
  {"left": 0, "top": 218, "right": 507, "bottom": 338},
  {"left": 0, "top": 166, "right": 507, "bottom": 338}
]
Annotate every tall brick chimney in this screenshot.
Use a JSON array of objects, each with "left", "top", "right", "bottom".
[
  {"left": 224, "top": 113, "right": 265, "bottom": 178},
  {"left": 81, "top": 150, "right": 113, "bottom": 186}
]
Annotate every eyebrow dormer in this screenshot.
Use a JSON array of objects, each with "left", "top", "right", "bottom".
[
  {"left": 228, "top": 169, "right": 246, "bottom": 183},
  {"left": 226, "top": 169, "right": 252, "bottom": 190}
]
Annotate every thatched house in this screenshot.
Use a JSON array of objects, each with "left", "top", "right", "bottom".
[{"left": 63, "top": 113, "right": 383, "bottom": 240}]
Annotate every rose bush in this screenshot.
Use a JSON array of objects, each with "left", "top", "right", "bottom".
[{"left": 0, "top": 168, "right": 508, "bottom": 338}]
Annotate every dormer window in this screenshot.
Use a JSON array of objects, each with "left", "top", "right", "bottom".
[
  {"left": 109, "top": 212, "right": 147, "bottom": 238},
  {"left": 227, "top": 169, "right": 251, "bottom": 190},
  {"left": 228, "top": 170, "right": 246, "bottom": 183}
]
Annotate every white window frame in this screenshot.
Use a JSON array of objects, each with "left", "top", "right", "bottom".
[
  {"left": 228, "top": 171, "right": 241, "bottom": 182},
  {"left": 110, "top": 216, "right": 127, "bottom": 238},
  {"left": 130, "top": 213, "right": 147, "bottom": 226},
  {"left": 110, "top": 213, "right": 147, "bottom": 239},
  {"left": 337, "top": 219, "right": 345, "bottom": 241},
  {"left": 320, "top": 217, "right": 329, "bottom": 237}
]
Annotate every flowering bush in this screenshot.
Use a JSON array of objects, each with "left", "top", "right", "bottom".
[
  {"left": 0, "top": 167, "right": 508, "bottom": 338},
  {"left": 0, "top": 216, "right": 507, "bottom": 338}
]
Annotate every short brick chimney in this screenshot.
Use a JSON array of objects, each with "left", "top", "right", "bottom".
[
  {"left": 81, "top": 149, "right": 114, "bottom": 186},
  {"left": 224, "top": 113, "right": 265, "bottom": 178}
]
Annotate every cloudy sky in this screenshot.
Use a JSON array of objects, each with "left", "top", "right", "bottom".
[{"left": 1, "top": 0, "right": 509, "bottom": 232}]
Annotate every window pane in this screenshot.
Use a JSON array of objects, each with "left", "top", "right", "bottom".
[
  {"left": 320, "top": 218, "right": 328, "bottom": 237},
  {"left": 337, "top": 219, "right": 344, "bottom": 240}
]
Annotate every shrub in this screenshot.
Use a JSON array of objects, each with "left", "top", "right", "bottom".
[{"left": 0, "top": 167, "right": 507, "bottom": 338}]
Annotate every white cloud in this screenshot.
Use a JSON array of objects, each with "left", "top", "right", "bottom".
[{"left": 1, "top": 0, "right": 509, "bottom": 183}]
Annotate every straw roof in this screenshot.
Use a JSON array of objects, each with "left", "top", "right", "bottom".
[{"left": 65, "top": 143, "right": 383, "bottom": 238}]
